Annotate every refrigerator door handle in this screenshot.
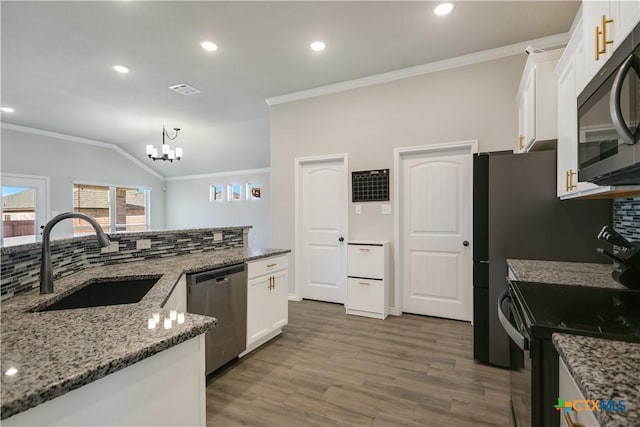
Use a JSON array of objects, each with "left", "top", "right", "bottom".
[{"left": 497, "top": 291, "right": 528, "bottom": 351}]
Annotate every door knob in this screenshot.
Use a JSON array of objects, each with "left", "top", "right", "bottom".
[
  {"left": 338, "top": 237, "right": 344, "bottom": 242},
  {"left": 463, "top": 241, "right": 469, "bottom": 247}
]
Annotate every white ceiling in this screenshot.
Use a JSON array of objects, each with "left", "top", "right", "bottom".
[{"left": 1, "top": 1, "right": 580, "bottom": 178}]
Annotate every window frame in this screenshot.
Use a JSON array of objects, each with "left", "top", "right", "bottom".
[{"left": 72, "top": 181, "right": 151, "bottom": 234}]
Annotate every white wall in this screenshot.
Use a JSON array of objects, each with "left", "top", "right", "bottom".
[
  {"left": 270, "top": 54, "right": 526, "bottom": 298},
  {"left": 1, "top": 126, "right": 166, "bottom": 237},
  {"left": 164, "top": 170, "right": 271, "bottom": 248}
]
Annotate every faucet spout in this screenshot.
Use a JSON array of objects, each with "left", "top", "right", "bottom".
[{"left": 40, "top": 212, "right": 111, "bottom": 294}]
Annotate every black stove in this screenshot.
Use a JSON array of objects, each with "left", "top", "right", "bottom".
[{"left": 502, "top": 281, "right": 640, "bottom": 427}]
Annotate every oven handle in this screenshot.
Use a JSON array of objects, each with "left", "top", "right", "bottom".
[
  {"left": 610, "top": 54, "right": 636, "bottom": 145},
  {"left": 498, "top": 291, "right": 528, "bottom": 351}
]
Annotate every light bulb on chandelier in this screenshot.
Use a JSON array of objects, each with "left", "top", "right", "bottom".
[{"left": 146, "top": 126, "right": 183, "bottom": 162}]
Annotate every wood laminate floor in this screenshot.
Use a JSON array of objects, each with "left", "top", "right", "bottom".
[{"left": 206, "top": 300, "right": 510, "bottom": 427}]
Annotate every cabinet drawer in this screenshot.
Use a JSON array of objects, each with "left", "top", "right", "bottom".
[
  {"left": 247, "top": 255, "right": 288, "bottom": 279},
  {"left": 348, "top": 245, "right": 384, "bottom": 278},
  {"left": 347, "top": 277, "right": 383, "bottom": 313}
]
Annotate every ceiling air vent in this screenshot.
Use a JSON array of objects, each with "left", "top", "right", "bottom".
[{"left": 168, "top": 83, "right": 201, "bottom": 96}]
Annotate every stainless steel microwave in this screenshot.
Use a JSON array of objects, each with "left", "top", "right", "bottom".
[{"left": 578, "top": 22, "right": 640, "bottom": 185}]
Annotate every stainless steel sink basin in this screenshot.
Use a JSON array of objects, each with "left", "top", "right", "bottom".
[{"left": 37, "top": 277, "right": 160, "bottom": 312}]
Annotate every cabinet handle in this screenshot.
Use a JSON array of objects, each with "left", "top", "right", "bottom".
[
  {"left": 601, "top": 15, "right": 614, "bottom": 54},
  {"left": 267, "top": 263, "right": 277, "bottom": 268},
  {"left": 569, "top": 169, "right": 577, "bottom": 191},
  {"left": 272, "top": 276, "right": 275, "bottom": 289},
  {"left": 359, "top": 248, "right": 370, "bottom": 252},
  {"left": 359, "top": 282, "right": 370, "bottom": 286},
  {"left": 518, "top": 135, "right": 525, "bottom": 151},
  {"left": 595, "top": 25, "right": 602, "bottom": 60},
  {"left": 564, "top": 412, "right": 586, "bottom": 427},
  {"left": 565, "top": 170, "right": 570, "bottom": 192}
]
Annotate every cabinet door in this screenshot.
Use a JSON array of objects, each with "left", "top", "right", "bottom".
[
  {"left": 557, "top": 51, "right": 577, "bottom": 198},
  {"left": 522, "top": 70, "right": 536, "bottom": 148},
  {"left": 584, "top": 1, "right": 614, "bottom": 82},
  {"left": 611, "top": 0, "right": 640, "bottom": 46},
  {"left": 247, "top": 275, "right": 271, "bottom": 346},
  {"left": 270, "top": 270, "right": 288, "bottom": 331}
]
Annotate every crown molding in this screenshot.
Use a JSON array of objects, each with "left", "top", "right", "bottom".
[
  {"left": 165, "top": 167, "right": 271, "bottom": 182},
  {"left": 266, "top": 32, "right": 570, "bottom": 106},
  {"left": 1, "top": 122, "right": 166, "bottom": 181}
]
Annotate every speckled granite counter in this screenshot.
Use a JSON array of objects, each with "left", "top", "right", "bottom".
[
  {"left": 553, "top": 333, "right": 640, "bottom": 427},
  {"left": 0, "top": 247, "right": 289, "bottom": 420},
  {"left": 507, "top": 259, "right": 624, "bottom": 289}
]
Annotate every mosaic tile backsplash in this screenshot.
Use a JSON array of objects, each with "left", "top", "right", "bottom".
[
  {"left": 614, "top": 197, "right": 640, "bottom": 242},
  {"left": 0, "top": 227, "right": 249, "bottom": 300}
]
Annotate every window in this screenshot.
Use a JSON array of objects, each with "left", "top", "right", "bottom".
[
  {"left": 210, "top": 185, "right": 224, "bottom": 201},
  {"left": 1, "top": 174, "right": 48, "bottom": 247},
  {"left": 73, "top": 184, "right": 150, "bottom": 234},
  {"left": 227, "top": 184, "right": 241, "bottom": 201},
  {"left": 246, "top": 183, "right": 261, "bottom": 200}
]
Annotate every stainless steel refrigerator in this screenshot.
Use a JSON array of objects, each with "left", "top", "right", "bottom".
[{"left": 472, "top": 150, "right": 612, "bottom": 368}]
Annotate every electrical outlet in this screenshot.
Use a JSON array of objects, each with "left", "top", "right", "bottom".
[
  {"left": 355, "top": 204, "right": 362, "bottom": 214},
  {"left": 101, "top": 242, "right": 119, "bottom": 253},
  {"left": 381, "top": 204, "right": 392, "bottom": 215},
  {"left": 214, "top": 232, "right": 223, "bottom": 242},
  {"left": 136, "top": 239, "right": 151, "bottom": 250}
]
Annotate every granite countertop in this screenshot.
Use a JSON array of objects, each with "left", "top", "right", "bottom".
[
  {"left": 553, "top": 333, "right": 640, "bottom": 427},
  {"left": 0, "top": 247, "right": 289, "bottom": 420},
  {"left": 507, "top": 259, "right": 624, "bottom": 289}
]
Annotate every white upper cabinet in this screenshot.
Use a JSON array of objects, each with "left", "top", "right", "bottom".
[
  {"left": 516, "top": 49, "right": 563, "bottom": 153},
  {"left": 583, "top": 0, "right": 640, "bottom": 88},
  {"left": 556, "top": 18, "right": 602, "bottom": 198}
]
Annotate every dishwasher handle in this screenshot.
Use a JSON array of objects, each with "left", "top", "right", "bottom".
[{"left": 191, "top": 263, "right": 245, "bottom": 284}]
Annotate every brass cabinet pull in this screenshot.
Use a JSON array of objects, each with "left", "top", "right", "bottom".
[
  {"left": 267, "top": 263, "right": 277, "bottom": 268},
  {"left": 601, "top": 15, "right": 614, "bottom": 52},
  {"left": 569, "top": 169, "right": 577, "bottom": 191},
  {"left": 518, "top": 135, "right": 525, "bottom": 151},
  {"left": 359, "top": 248, "right": 370, "bottom": 252},
  {"left": 268, "top": 276, "right": 274, "bottom": 290},
  {"left": 565, "top": 170, "right": 570, "bottom": 192},
  {"left": 359, "top": 282, "right": 370, "bottom": 286},
  {"left": 564, "top": 412, "right": 586, "bottom": 427},
  {"left": 595, "top": 25, "right": 602, "bottom": 60}
]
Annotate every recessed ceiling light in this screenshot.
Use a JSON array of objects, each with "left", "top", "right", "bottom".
[
  {"left": 5, "top": 367, "right": 17, "bottom": 376},
  {"left": 310, "top": 41, "right": 326, "bottom": 52},
  {"left": 113, "top": 65, "right": 130, "bottom": 74},
  {"left": 434, "top": 2, "right": 454, "bottom": 16},
  {"left": 1, "top": 107, "right": 15, "bottom": 113},
  {"left": 200, "top": 41, "right": 218, "bottom": 52}
]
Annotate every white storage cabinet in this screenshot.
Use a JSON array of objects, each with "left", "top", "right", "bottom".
[
  {"left": 558, "top": 357, "right": 600, "bottom": 427},
  {"left": 243, "top": 254, "right": 289, "bottom": 355},
  {"left": 346, "top": 241, "right": 390, "bottom": 320}
]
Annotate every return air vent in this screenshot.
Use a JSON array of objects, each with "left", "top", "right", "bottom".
[{"left": 168, "top": 83, "right": 201, "bottom": 95}]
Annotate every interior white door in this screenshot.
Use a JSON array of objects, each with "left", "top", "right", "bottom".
[
  {"left": 400, "top": 146, "right": 472, "bottom": 321},
  {"left": 301, "top": 159, "right": 347, "bottom": 303},
  {"left": 1, "top": 174, "right": 48, "bottom": 246}
]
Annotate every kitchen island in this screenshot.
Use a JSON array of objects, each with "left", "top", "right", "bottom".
[{"left": 1, "top": 247, "right": 289, "bottom": 425}]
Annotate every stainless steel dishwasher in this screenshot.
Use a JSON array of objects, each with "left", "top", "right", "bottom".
[{"left": 187, "top": 263, "right": 247, "bottom": 376}]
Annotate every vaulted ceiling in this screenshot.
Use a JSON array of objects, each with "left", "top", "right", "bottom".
[{"left": 1, "top": 1, "right": 580, "bottom": 177}]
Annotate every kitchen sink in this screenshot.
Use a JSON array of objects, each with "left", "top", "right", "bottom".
[{"left": 37, "top": 277, "right": 160, "bottom": 312}]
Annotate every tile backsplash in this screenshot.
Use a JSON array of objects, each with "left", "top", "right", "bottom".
[
  {"left": 613, "top": 197, "right": 640, "bottom": 242},
  {"left": 0, "top": 227, "right": 249, "bottom": 300}
]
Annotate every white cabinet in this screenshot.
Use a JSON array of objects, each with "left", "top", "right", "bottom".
[
  {"left": 516, "top": 49, "right": 563, "bottom": 153},
  {"left": 583, "top": 0, "right": 640, "bottom": 85},
  {"left": 556, "top": 18, "right": 603, "bottom": 198},
  {"left": 243, "top": 254, "right": 289, "bottom": 355},
  {"left": 346, "top": 241, "right": 390, "bottom": 319},
  {"left": 558, "top": 357, "right": 600, "bottom": 427}
]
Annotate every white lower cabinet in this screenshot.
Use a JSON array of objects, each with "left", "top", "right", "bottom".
[
  {"left": 559, "top": 357, "right": 600, "bottom": 427},
  {"left": 243, "top": 254, "right": 289, "bottom": 355},
  {"left": 346, "top": 241, "right": 390, "bottom": 319}
]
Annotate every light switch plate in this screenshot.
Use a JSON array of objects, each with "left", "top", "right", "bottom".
[
  {"left": 381, "top": 204, "right": 391, "bottom": 215},
  {"left": 355, "top": 204, "right": 362, "bottom": 214},
  {"left": 136, "top": 239, "right": 151, "bottom": 250},
  {"left": 214, "top": 232, "right": 223, "bottom": 242},
  {"left": 101, "top": 242, "right": 119, "bottom": 253}
]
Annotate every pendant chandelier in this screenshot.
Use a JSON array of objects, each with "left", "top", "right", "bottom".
[{"left": 146, "top": 126, "right": 183, "bottom": 162}]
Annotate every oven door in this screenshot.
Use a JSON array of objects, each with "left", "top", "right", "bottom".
[{"left": 498, "top": 291, "right": 531, "bottom": 427}]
